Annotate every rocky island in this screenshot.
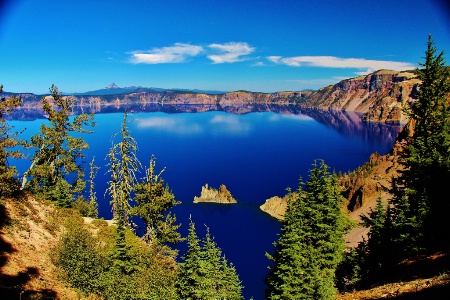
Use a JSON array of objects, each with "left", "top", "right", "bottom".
[{"left": 193, "top": 184, "right": 237, "bottom": 204}]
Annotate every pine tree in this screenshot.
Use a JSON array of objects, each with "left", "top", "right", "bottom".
[
  {"left": 109, "top": 214, "right": 136, "bottom": 275},
  {"left": 106, "top": 112, "right": 141, "bottom": 223},
  {"left": 266, "top": 160, "right": 346, "bottom": 300},
  {"left": 177, "top": 218, "right": 204, "bottom": 299},
  {"left": 133, "top": 155, "right": 182, "bottom": 245},
  {"left": 87, "top": 157, "right": 99, "bottom": 218},
  {"left": 389, "top": 35, "right": 450, "bottom": 254},
  {"left": 177, "top": 218, "right": 244, "bottom": 300},
  {"left": 357, "top": 196, "right": 391, "bottom": 283},
  {"left": 22, "top": 85, "right": 95, "bottom": 203},
  {"left": 202, "top": 227, "right": 244, "bottom": 300},
  {"left": 0, "top": 85, "right": 23, "bottom": 197}
]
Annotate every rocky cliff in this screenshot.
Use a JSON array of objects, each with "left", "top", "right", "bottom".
[
  {"left": 303, "top": 70, "right": 420, "bottom": 123},
  {"left": 193, "top": 184, "right": 237, "bottom": 204},
  {"left": 5, "top": 69, "right": 421, "bottom": 124}
]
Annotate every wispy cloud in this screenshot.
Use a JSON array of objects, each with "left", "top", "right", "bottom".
[
  {"left": 130, "top": 43, "right": 203, "bottom": 64},
  {"left": 252, "top": 61, "right": 265, "bottom": 67},
  {"left": 207, "top": 42, "right": 255, "bottom": 63},
  {"left": 267, "top": 55, "right": 415, "bottom": 73}
]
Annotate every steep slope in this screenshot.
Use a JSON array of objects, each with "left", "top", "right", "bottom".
[
  {"left": 0, "top": 196, "right": 80, "bottom": 299},
  {"left": 304, "top": 70, "right": 420, "bottom": 123}
]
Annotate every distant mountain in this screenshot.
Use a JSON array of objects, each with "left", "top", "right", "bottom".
[
  {"left": 105, "top": 82, "right": 119, "bottom": 89},
  {"left": 74, "top": 83, "right": 226, "bottom": 96},
  {"left": 74, "top": 83, "right": 166, "bottom": 96}
]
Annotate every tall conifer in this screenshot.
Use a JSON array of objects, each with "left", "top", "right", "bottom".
[
  {"left": 177, "top": 218, "right": 244, "bottom": 300},
  {"left": 22, "top": 85, "right": 95, "bottom": 202},
  {"left": 133, "top": 155, "right": 182, "bottom": 245},
  {"left": 0, "top": 85, "right": 23, "bottom": 196},
  {"left": 389, "top": 35, "right": 450, "bottom": 254},
  {"left": 266, "top": 160, "right": 346, "bottom": 299}
]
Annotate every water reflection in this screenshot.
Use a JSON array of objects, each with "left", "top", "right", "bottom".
[{"left": 7, "top": 103, "right": 402, "bottom": 147}]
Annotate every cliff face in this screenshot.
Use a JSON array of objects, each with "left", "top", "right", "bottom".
[
  {"left": 303, "top": 70, "right": 420, "bottom": 123},
  {"left": 193, "top": 184, "right": 237, "bottom": 204},
  {"left": 7, "top": 69, "right": 420, "bottom": 123}
]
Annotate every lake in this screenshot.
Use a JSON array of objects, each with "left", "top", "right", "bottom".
[{"left": 9, "top": 106, "right": 402, "bottom": 299}]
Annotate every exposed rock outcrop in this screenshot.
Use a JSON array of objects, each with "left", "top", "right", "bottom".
[
  {"left": 193, "top": 184, "right": 237, "bottom": 204},
  {"left": 260, "top": 196, "right": 288, "bottom": 220},
  {"left": 304, "top": 70, "right": 420, "bottom": 123}
]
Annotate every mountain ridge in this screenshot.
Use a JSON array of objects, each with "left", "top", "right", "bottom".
[{"left": 4, "top": 69, "right": 421, "bottom": 123}]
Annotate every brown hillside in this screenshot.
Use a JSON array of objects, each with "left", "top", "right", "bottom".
[{"left": 0, "top": 196, "right": 81, "bottom": 299}]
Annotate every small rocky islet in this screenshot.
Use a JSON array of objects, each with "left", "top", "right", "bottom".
[{"left": 193, "top": 183, "right": 237, "bottom": 204}]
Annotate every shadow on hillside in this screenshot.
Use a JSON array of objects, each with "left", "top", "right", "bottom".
[
  {"left": 372, "top": 282, "right": 450, "bottom": 300},
  {"left": 388, "top": 252, "right": 450, "bottom": 283},
  {"left": 0, "top": 201, "right": 57, "bottom": 299}
]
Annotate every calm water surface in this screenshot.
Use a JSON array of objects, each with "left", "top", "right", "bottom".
[{"left": 10, "top": 108, "right": 401, "bottom": 299}]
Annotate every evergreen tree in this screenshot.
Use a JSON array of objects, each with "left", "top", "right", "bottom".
[
  {"left": 389, "top": 35, "right": 450, "bottom": 254},
  {"left": 0, "top": 85, "right": 23, "bottom": 197},
  {"left": 106, "top": 112, "right": 141, "bottom": 223},
  {"left": 177, "top": 218, "right": 244, "bottom": 300},
  {"left": 74, "top": 158, "right": 100, "bottom": 217},
  {"left": 22, "top": 85, "right": 95, "bottom": 203},
  {"left": 133, "top": 155, "right": 182, "bottom": 245},
  {"left": 87, "top": 157, "right": 99, "bottom": 218},
  {"left": 266, "top": 160, "right": 346, "bottom": 300},
  {"left": 353, "top": 196, "right": 392, "bottom": 284},
  {"left": 202, "top": 227, "right": 244, "bottom": 300},
  {"left": 177, "top": 218, "right": 204, "bottom": 299},
  {"left": 109, "top": 214, "right": 137, "bottom": 275}
]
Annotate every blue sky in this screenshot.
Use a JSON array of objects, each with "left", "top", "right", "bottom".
[{"left": 1, "top": 0, "right": 449, "bottom": 94}]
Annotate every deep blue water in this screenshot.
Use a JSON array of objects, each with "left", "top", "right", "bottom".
[{"left": 9, "top": 108, "right": 401, "bottom": 299}]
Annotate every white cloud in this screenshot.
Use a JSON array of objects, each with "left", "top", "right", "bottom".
[
  {"left": 136, "top": 117, "right": 202, "bottom": 134},
  {"left": 207, "top": 42, "right": 255, "bottom": 63},
  {"left": 267, "top": 55, "right": 415, "bottom": 71},
  {"left": 130, "top": 43, "right": 203, "bottom": 64},
  {"left": 288, "top": 76, "right": 348, "bottom": 86},
  {"left": 251, "top": 61, "right": 265, "bottom": 67},
  {"left": 209, "top": 115, "right": 251, "bottom": 133}
]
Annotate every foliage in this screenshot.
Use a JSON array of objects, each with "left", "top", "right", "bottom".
[
  {"left": 265, "top": 160, "right": 347, "bottom": 300},
  {"left": 87, "top": 157, "right": 99, "bottom": 217},
  {"left": 388, "top": 35, "right": 450, "bottom": 256},
  {"left": 338, "top": 36, "right": 450, "bottom": 291},
  {"left": 336, "top": 197, "right": 389, "bottom": 290},
  {"left": 177, "top": 218, "right": 244, "bottom": 300},
  {"left": 22, "top": 85, "right": 95, "bottom": 204},
  {"left": 51, "top": 213, "right": 107, "bottom": 294},
  {"left": 133, "top": 155, "right": 182, "bottom": 245},
  {"left": 52, "top": 210, "right": 178, "bottom": 299},
  {"left": 106, "top": 112, "right": 141, "bottom": 222},
  {"left": 74, "top": 158, "right": 99, "bottom": 217},
  {"left": 45, "top": 177, "right": 73, "bottom": 207},
  {"left": 106, "top": 113, "right": 182, "bottom": 247},
  {"left": 0, "top": 85, "right": 23, "bottom": 197}
]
